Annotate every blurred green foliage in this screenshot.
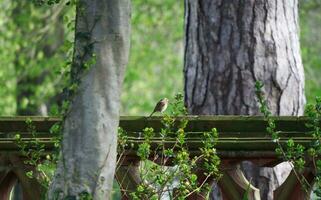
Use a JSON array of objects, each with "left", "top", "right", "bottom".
[
  {"left": 0, "top": 1, "right": 74, "bottom": 115},
  {"left": 0, "top": 0, "right": 18, "bottom": 115},
  {"left": 0, "top": 0, "right": 320, "bottom": 116},
  {"left": 300, "top": 0, "right": 321, "bottom": 102},
  {"left": 122, "top": 0, "right": 184, "bottom": 115}
]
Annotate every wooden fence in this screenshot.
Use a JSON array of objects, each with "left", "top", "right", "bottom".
[{"left": 0, "top": 116, "right": 316, "bottom": 200}]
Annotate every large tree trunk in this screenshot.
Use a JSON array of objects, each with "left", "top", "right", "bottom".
[
  {"left": 184, "top": 0, "right": 305, "bottom": 199},
  {"left": 48, "top": 0, "right": 131, "bottom": 199}
]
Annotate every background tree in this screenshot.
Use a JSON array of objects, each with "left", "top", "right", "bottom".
[
  {"left": 13, "top": 2, "right": 66, "bottom": 115},
  {"left": 0, "top": 2, "right": 72, "bottom": 199},
  {"left": 121, "top": 0, "right": 184, "bottom": 115},
  {"left": 12, "top": 1, "right": 67, "bottom": 115},
  {"left": 0, "top": 1, "right": 72, "bottom": 116},
  {"left": 0, "top": 0, "right": 320, "bottom": 198},
  {"left": 48, "top": 0, "right": 131, "bottom": 199},
  {"left": 0, "top": 0, "right": 319, "bottom": 116},
  {"left": 300, "top": 0, "right": 321, "bottom": 101},
  {"left": 184, "top": 0, "right": 305, "bottom": 199}
]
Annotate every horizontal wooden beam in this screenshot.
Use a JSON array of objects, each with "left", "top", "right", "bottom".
[
  {"left": 0, "top": 117, "right": 59, "bottom": 132},
  {"left": 0, "top": 116, "right": 315, "bottom": 155},
  {"left": 0, "top": 116, "right": 316, "bottom": 199},
  {"left": 0, "top": 115, "right": 315, "bottom": 132},
  {"left": 120, "top": 116, "right": 313, "bottom": 133}
]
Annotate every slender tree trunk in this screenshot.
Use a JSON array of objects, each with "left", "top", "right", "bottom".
[
  {"left": 184, "top": 0, "right": 305, "bottom": 199},
  {"left": 48, "top": 0, "right": 131, "bottom": 199}
]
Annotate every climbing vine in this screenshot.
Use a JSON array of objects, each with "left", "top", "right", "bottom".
[
  {"left": 13, "top": 0, "right": 79, "bottom": 196},
  {"left": 117, "top": 94, "right": 221, "bottom": 200},
  {"left": 14, "top": 118, "right": 61, "bottom": 194},
  {"left": 305, "top": 97, "right": 321, "bottom": 197},
  {"left": 255, "top": 80, "right": 321, "bottom": 198}
]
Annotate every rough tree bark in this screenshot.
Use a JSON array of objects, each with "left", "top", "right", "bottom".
[
  {"left": 184, "top": 0, "right": 305, "bottom": 199},
  {"left": 48, "top": 0, "right": 131, "bottom": 199}
]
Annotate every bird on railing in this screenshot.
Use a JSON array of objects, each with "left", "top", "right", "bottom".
[{"left": 149, "top": 98, "right": 169, "bottom": 117}]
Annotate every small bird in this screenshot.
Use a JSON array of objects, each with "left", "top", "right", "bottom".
[{"left": 149, "top": 98, "right": 169, "bottom": 117}]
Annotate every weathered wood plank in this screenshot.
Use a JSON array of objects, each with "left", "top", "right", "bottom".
[
  {"left": 0, "top": 116, "right": 316, "bottom": 199},
  {"left": 0, "top": 139, "right": 55, "bottom": 151},
  {"left": 0, "top": 116, "right": 315, "bottom": 132},
  {"left": 0, "top": 117, "right": 60, "bottom": 132},
  {"left": 0, "top": 116, "right": 315, "bottom": 155},
  {"left": 119, "top": 116, "right": 313, "bottom": 133}
]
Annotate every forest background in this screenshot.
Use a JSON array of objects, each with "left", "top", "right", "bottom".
[{"left": 0, "top": 0, "right": 320, "bottom": 116}]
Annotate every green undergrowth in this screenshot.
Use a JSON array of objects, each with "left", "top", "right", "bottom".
[
  {"left": 117, "top": 93, "right": 222, "bottom": 200},
  {"left": 14, "top": 93, "right": 222, "bottom": 199},
  {"left": 255, "top": 80, "right": 321, "bottom": 198}
]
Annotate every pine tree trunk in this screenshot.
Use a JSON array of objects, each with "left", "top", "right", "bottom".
[
  {"left": 184, "top": 0, "right": 305, "bottom": 199},
  {"left": 48, "top": 0, "right": 131, "bottom": 199}
]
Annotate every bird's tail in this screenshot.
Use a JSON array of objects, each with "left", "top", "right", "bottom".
[{"left": 149, "top": 111, "right": 155, "bottom": 117}]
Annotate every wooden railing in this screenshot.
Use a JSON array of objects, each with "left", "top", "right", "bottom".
[{"left": 0, "top": 116, "right": 316, "bottom": 200}]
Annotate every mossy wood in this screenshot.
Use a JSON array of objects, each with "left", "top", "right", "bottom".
[
  {"left": 0, "top": 116, "right": 316, "bottom": 200},
  {"left": 0, "top": 116, "right": 314, "bottom": 154}
]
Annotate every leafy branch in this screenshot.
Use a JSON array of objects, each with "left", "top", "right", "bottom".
[
  {"left": 117, "top": 94, "right": 221, "bottom": 200},
  {"left": 255, "top": 81, "right": 312, "bottom": 195}
]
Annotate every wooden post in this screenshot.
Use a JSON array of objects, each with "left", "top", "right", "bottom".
[
  {"left": 10, "top": 155, "right": 44, "bottom": 200},
  {"left": 219, "top": 164, "right": 261, "bottom": 200},
  {"left": 274, "top": 167, "right": 315, "bottom": 200},
  {"left": 0, "top": 116, "right": 318, "bottom": 199},
  {"left": 0, "top": 171, "right": 17, "bottom": 200},
  {"left": 115, "top": 156, "right": 141, "bottom": 200}
]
